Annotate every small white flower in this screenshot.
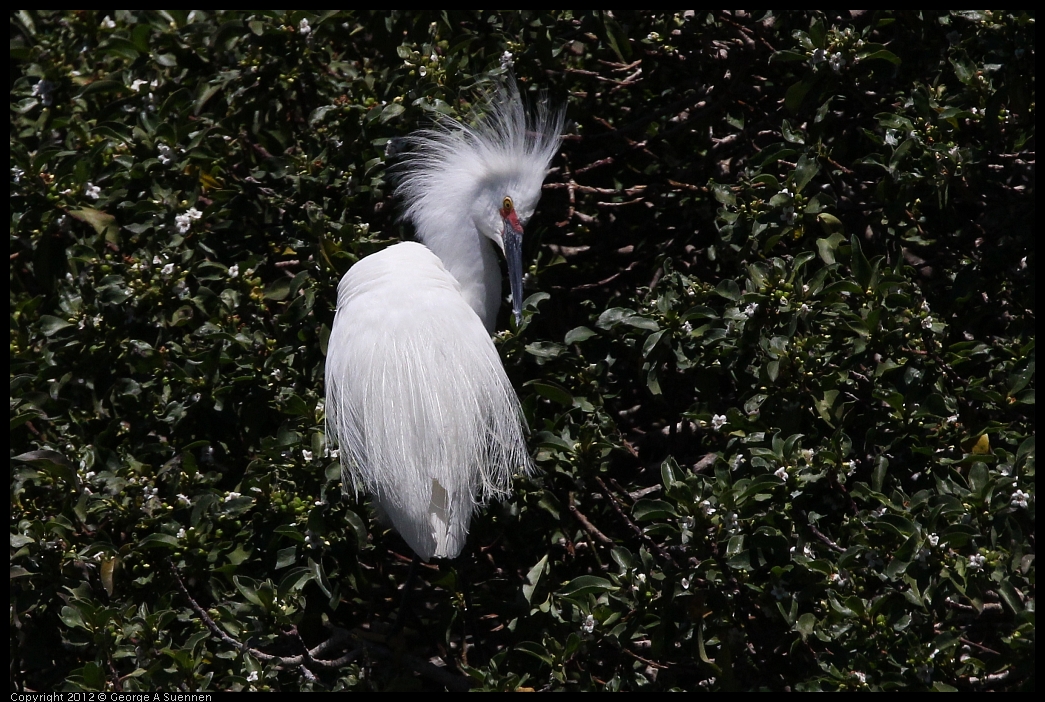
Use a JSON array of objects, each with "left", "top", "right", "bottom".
[
  {"left": 500, "top": 50, "right": 514, "bottom": 69},
  {"left": 700, "top": 499, "right": 716, "bottom": 516},
  {"left": 177, "top": 528, "right": 186, "bottom": 539},
  {"left": 647, "top": 31, "right": 660, "bottom": 41},
  {"left": 922, "top": 316, "right": 934, "bottom": 329},
  {"left": 711, "top": 414, "right": 727, "bottom": 430},
  {"left": 852, "top": 671, "right": 867, "bottom": 684},
  {"left": 302, "top": 449, "right": 313, "bottom": 461},
  {"left": 430, "top": 54, "right": 438, "bottom": 63},
  {"left": 968, "top": 553, "right": 986, "bottom": 569},
  {"left": 741, "top": 303, "right": 758, "bottom": 319},
  {"left": 131, "top": 79, "right": 148, "bottom": 93},
  {"left": 774, "top": 466, "right": 788, "bottom": 480},
  {"left": 101, "top": 16, "right": 116, "bottom": 29},
  {"left": 829, "top": 52, "right": 846, "bottom": 72},
  {"left": 635, "top": 572, "right": 646, "bottom": 584},
  {"left": 157, "top": 144, "right": 172, "bottom": 165},
  {"left": 185, "top": 207, "right": 202, "bottom": 220},
  {"left": 177, "top": 494, "right": 190, "bottom": 506},
  {"left": 228, "top": 264, "right": 239, "bottom": 279},
  {"left": 419, "top": 66, "right": 427, "bottom": 77},
  {"left": 225, "top": 491, "right": 241, "bottom": 502},
  {"left": 1010, "top": 489, "right": 1029, "bottom": 509},
  {"left": 271, "top": 368, "right": 283, "bottom": 381},
  {"left": 810, "top": 48, "right": 827, "bottom": 66},
  {"left": 681, "top": 577, "right": 690, "bottom": 590},
  {"left": 885, "top": 130, "right": 899, "bottom": 147},
  {"left": 780, "top": 187, "right": 792, "bottom": 199},
  {"left": 800, "top": 303, "right": 812, "bottom": 314},
  {"left": 329, "top": 447, "right": 340, "bottom": 459},
  {"left": 85, "top": 183, "right": 101, "bottom": 199},
  {"left": 161, "top": 263, "right": 175, "bottom": 276},
  {"left": 581, "top": 614, "right": 595, "bottom": 633},
  {"left": 800, "top": 448, "right": 814, "bottom": 464},
  {"left": 175, "top": 214, "right": 192, "bottom": 234},
  {"left": 84, "top": 471, "right": 96, "bottom": 481},
  {"left": 771, "top": 584, "right": 788, "bottom": 600},
  {"left": 247, "top": 670, "right": 259, "bottom": 682},
  {"left": 11, "top": 166, "right": 24, "bottom": 183},
  {"left": 928, "top": 533, "right": 939, "bottom": 547},
  {"left": 298, "top": 18, "right": 311, "bottom": 35}
]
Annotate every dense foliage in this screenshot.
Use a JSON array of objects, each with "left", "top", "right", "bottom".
[{"left": 10, "top": 10, "right": 1034, "bottom": 691}]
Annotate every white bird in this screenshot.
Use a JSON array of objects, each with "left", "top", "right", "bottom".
[{"left": 325, "top": 82, "right": 563, "bottom": 561}]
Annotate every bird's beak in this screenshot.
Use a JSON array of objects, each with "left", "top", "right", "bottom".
[{"left": 502, "top": 211, "right": 525, "bottom": 326}]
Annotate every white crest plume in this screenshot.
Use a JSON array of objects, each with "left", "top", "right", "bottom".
[{"left": 325, "top": 80, "right": 563, "bottom": 560}]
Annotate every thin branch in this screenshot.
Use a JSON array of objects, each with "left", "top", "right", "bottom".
[
  {"left": 569, "top": 494, "right": 614, "bottom": 544},
  {"left": 595, "top": 476, "right": 672, "bottom": 563}
]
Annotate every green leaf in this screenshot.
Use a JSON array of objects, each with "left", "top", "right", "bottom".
[
  {"left": 785, "top": 78, "right": 816, "bottom": 112},
  {"left": 558, "top": 575, "right": 617, "bottom": 599},
  {"left": 38, "top": 315, "right": 74, "bottom": 337},
  {"left": 793, "top": 154, "right": 819, "bottom": 193},
  {"left": 857, "top": 49, "right": 901, "bottom": 65},
  {"left": 816, "top": 232, "right": 845, "bottom": 264},
  {"left": 564, "top": 326, "right": 596, "bottom": 345},
  {"left": 602, "top": 14, "right": 631, "bottom": 62},
  {"left": 523, "top": 554, "right": 548, "bottom": 605},
  {"left": 139, "top": 533, "right": 180, "bottom": 549},
  {"left": 632, "top": 498, "right": 678, "bottom": 521},
  {"left": 379, "top": 102, "right": 405, "bottom": 123},
  {"left": 715, "top": 279, "right": 741, "bottom": 301},
  {"left": 514, "top": 641, "right": 554, "bottom": 666},
  {"left": 525, "top": 380, "right": 574, "bottom": 407}
]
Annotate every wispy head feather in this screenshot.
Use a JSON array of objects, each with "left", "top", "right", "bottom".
[{"left": 395, "top": 81, "right": 564, "bottom": 243}]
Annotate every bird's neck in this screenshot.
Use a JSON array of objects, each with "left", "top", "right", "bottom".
[{"left": 421, "top": 226, "right": 502, "bottom": 333}]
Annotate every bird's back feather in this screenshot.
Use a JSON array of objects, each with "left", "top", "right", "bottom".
[{"left": 325, "top": 242, "right": 532, "bottom": 559}]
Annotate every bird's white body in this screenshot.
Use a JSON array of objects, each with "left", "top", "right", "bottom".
[{"left": 325, "top": 83, "right": 562, "bottom": 560}]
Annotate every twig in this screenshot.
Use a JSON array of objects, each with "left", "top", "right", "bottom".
[
  {"left": 959, "top": 637, "right": 1001, "bottom": 657},
  {"left": 806, "top": 521, "right": 845, "bottom": 553},
  {"left": 569, "top": 495, "right": 614, "bottom": 544},
  {"left": 595, "top": 476, "right": 672, "bottom": 562}
]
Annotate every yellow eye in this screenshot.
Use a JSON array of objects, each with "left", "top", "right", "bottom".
[{"left": 502, "top": 197, "right": 513, "bottom": 213}]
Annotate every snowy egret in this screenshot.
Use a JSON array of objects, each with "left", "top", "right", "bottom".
[{"left": 325, "top": 82, "right": 563, "bottom": 560}]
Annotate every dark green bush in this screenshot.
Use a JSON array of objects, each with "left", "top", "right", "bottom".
[{"left": 11, "top": 10, "right": 1034, "bottom": 691}]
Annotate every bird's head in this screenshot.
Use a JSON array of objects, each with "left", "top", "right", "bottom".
[
  {"left": 471, "top": 173, "right": 546, "bottom": 324},
  {"left": 397, "top": 81, "right": 564, "bottom": 325}
]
